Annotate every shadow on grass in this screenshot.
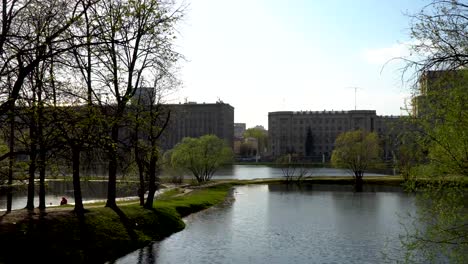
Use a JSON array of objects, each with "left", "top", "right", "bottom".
[{"left": 109, "top": 205, "right": 138, "bottom": 241}]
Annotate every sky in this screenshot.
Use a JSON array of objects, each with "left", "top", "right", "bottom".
[{"left": 169, "top": 0, "right": 427, "bottom": 129}]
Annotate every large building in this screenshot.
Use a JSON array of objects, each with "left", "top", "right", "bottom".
[
  {"left": 268, "top": 110, "right": 400, "bottom": 161},
  {"left": 413, "top": 70, "right": 468, "bottom": 117},
  {"left": 234, "top": 123, "right": 246, "bottom": 139},
  {"left": 159, "top": 102, "right": 234, "bottom": 150}
]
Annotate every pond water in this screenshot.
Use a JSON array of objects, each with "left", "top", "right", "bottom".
[
  {"left": 114, "top": 184, "right": 416, "bottom": 264},
  {"left": 0, "top": 180, "right": 140, "bottom": 211},
  {"left": 163, "top": 164, "right": 389, "bottom": 181},
  {"left": 0, "top": 166, "right": 387, "bottom": 211},
  {"left": 210, "top": 165, "right": 388, "bottom": 180}
]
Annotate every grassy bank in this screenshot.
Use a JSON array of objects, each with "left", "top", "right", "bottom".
[{"left": 0, "top": 183, "right": 235, "bottom": 264}]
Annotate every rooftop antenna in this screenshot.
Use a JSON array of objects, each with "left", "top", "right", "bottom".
[{"left": 345, "top": 86, "right": 363, "bottom": 110}]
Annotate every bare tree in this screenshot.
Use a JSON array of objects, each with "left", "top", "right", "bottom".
[
  {"left": 90, "top": 0, "right": 183, "bottom": 208},
  {"left": 0, "top": 0, "right": 96, "bottom": 116},
  {"left": 404, "top": 0, "right": 468, "bottom": 78}
]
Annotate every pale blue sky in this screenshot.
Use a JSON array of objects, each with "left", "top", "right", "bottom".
[{"left": 171, "top": 0, "right": 427, "bottom": 129}]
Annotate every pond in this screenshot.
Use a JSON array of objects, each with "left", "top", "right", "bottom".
[
  {"left": 210, "top": 165, "right": 388, "bottom": 180},
  {"left": 0, "top": 180, "right": 140, "bottom": 211},
  {"left": 114, "top": 184, "right": 416, "bottom": 264},
  {"left": 0, "top": 165, "right": 387, "bottom": 211}
]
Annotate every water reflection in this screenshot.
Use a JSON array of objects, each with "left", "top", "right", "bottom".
[
  {"left": 204, "top": 165, "right": 386, "bottom": 180},
  {"left": 115, "top": 184, "right": 416, "bottom": 264},
  {"left": 1, "top": 165, "right": 388, "bottom": 211}
]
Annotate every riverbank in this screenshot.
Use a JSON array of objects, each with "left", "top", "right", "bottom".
[
  {"left": 0, "top": 175, "right": 447, "bottom": 263},
  {"left": 0, "top": 182, "right": 237, "bottom": 264}
]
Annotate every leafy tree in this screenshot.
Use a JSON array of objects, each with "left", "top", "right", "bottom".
[
  {"left": 394, "top": 130, "right": 426, "bottom": 181},
  {"left": 239, "top": 142, "right": 256, "bottom": 157},
  {"left": 400, "top": 1, "right": 468, "bottom": 261},
  {"left": 169, "top": 135, "right": 233, "bottom": 183},
  {"left": 243, "top": 127, "right": 268, "bottom": 155},
  {"left": 331, "top": 130, "right": 381, "bottom": 185}
]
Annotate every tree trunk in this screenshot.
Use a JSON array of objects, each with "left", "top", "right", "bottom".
[
  {"left": 133, "top": 107, "right": 145, "bottom": 206},
  {"left": 26, "top": 144, "right": 36, "bottom": 210},
  {"left": 38, "top": 152, "right": 46, "bottom": 210},
  {"left": 38, "top": 118, "right": 46, "bottom": 210},
  {"left": 6, "top": 110, "right": 14, "bottom": 212},
  {"left": 137, "top": 158, "right": 145, "bottom": 206},
  {"left": 144, "top": 154, "right": 157, "bottom": 209},
  {"left": 72, "top": 145, "right": 85, "bottom": 217},
  {"left": 106, "top": 125, "right": 119, "bottom": 208},
  {"left": 354, "top": 170, "right": 364, "bottom": 192},
  {"left": 26, "top": 118, "right": 37, "bottom": 210}
]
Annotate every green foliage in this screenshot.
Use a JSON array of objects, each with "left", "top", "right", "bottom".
[
  {"left": 394, "top": 127, "right": 426, "bottom": 181},
  {"left": 400, "top": 1, "right": 468, "bottom": 261},
  {"left": 243, "top": 127, "right": 268, "bottom": 154},
  {"left": 154, "top": 183, "right": 234, "bottom": 217},
  {"left": 402, "top": 73, "right": 468, "bottom": 262},
  {"left": 169, "top": 135, "right": 233, "bottom": 183},
  {"left": 331, "top": 130, "right": 381, "bottom": 180}
]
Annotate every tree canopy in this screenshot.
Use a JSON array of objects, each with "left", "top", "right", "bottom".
[
  {"left": 400, "top": 1, "right": 468, "bottom": 261},
  {"left": 170, "top": 135, "right": 233, "bottom": 183},
  {"left": 331, "top": 130, "right": 381, "bottom": 183},
  {"left": 243, "top": 127, "right": 268, "bottom": 155}
]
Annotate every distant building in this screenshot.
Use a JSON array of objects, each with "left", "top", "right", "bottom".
[
  {"left": 253, "top": 125, "right": 266, "bottom": 131},
  {"left": 413, "top": 70, "right": 468, "bottom": 117},
  {"left": 234, "top": 123, "right": 246, "bottom": 139},
  {"left": 268, "top": 110, "right": 400, "bottom": 161},
  {"left": 159, "top": 102, "right": 234, "bottom": 150},
  {"left": 132, "top": 87, "right": 155, "bottom": 105}
]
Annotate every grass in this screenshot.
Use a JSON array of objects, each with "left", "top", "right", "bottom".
[
  {"left": 154, "top": 183, "right": 236, "bottom": 217},
  {"left": 0, "top": 183, "right": 234, "bottom": 264}
]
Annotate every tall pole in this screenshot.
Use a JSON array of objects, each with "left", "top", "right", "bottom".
[{"left": 345, "top": 86, "right": 361, "bottom": 110}]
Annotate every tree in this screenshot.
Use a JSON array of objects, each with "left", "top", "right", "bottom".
[
  {"left": 243, "top": 127, "right": 268, "bottom": 155},
  {"left": 239, "top": 141, "right": 256, "bottom": 157},
  {"left": 275, "top": 154, "right": 309, "bottom": 183},
  {"left": 304, "top": 126, "right": 313, "bottom": 157},
  {"left": 400, "top": 1, "right": 468, "bottom": 261},
  {"left": 0, "top": 0, "right": 96, "bottom": 117},
  {"left": 331, "top": 130, "right": 381, "bottom": 185},
  {"left": 404, "top": 0, "right": 468, "bottom": 75},
  {"left": 90, "top": 0, "right": 183, "bottom": 208},
  {"left": 129, "top": 74, "right": 176, "bottom": 209},
  {"left": 169, "top": 135, "right": 233, "bottom": 183}
]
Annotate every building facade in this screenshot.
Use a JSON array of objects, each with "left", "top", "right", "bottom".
[
  {"left": 159, "top": 102, "right": 234, "bottom": 150},
  {"left": 234, "top": 123, "right": 246, "bottom": 139},
  {"left": 268, "top": 110, "right": 399, "bottom": 161}
]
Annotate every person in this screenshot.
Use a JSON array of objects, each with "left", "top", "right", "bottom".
[{"left": 60, "top": 197, "right": 68, "bottom": 205}]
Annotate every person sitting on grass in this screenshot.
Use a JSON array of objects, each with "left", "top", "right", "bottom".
[{"left": 60, "top": 197, "right": 68, "bottom": 205}]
